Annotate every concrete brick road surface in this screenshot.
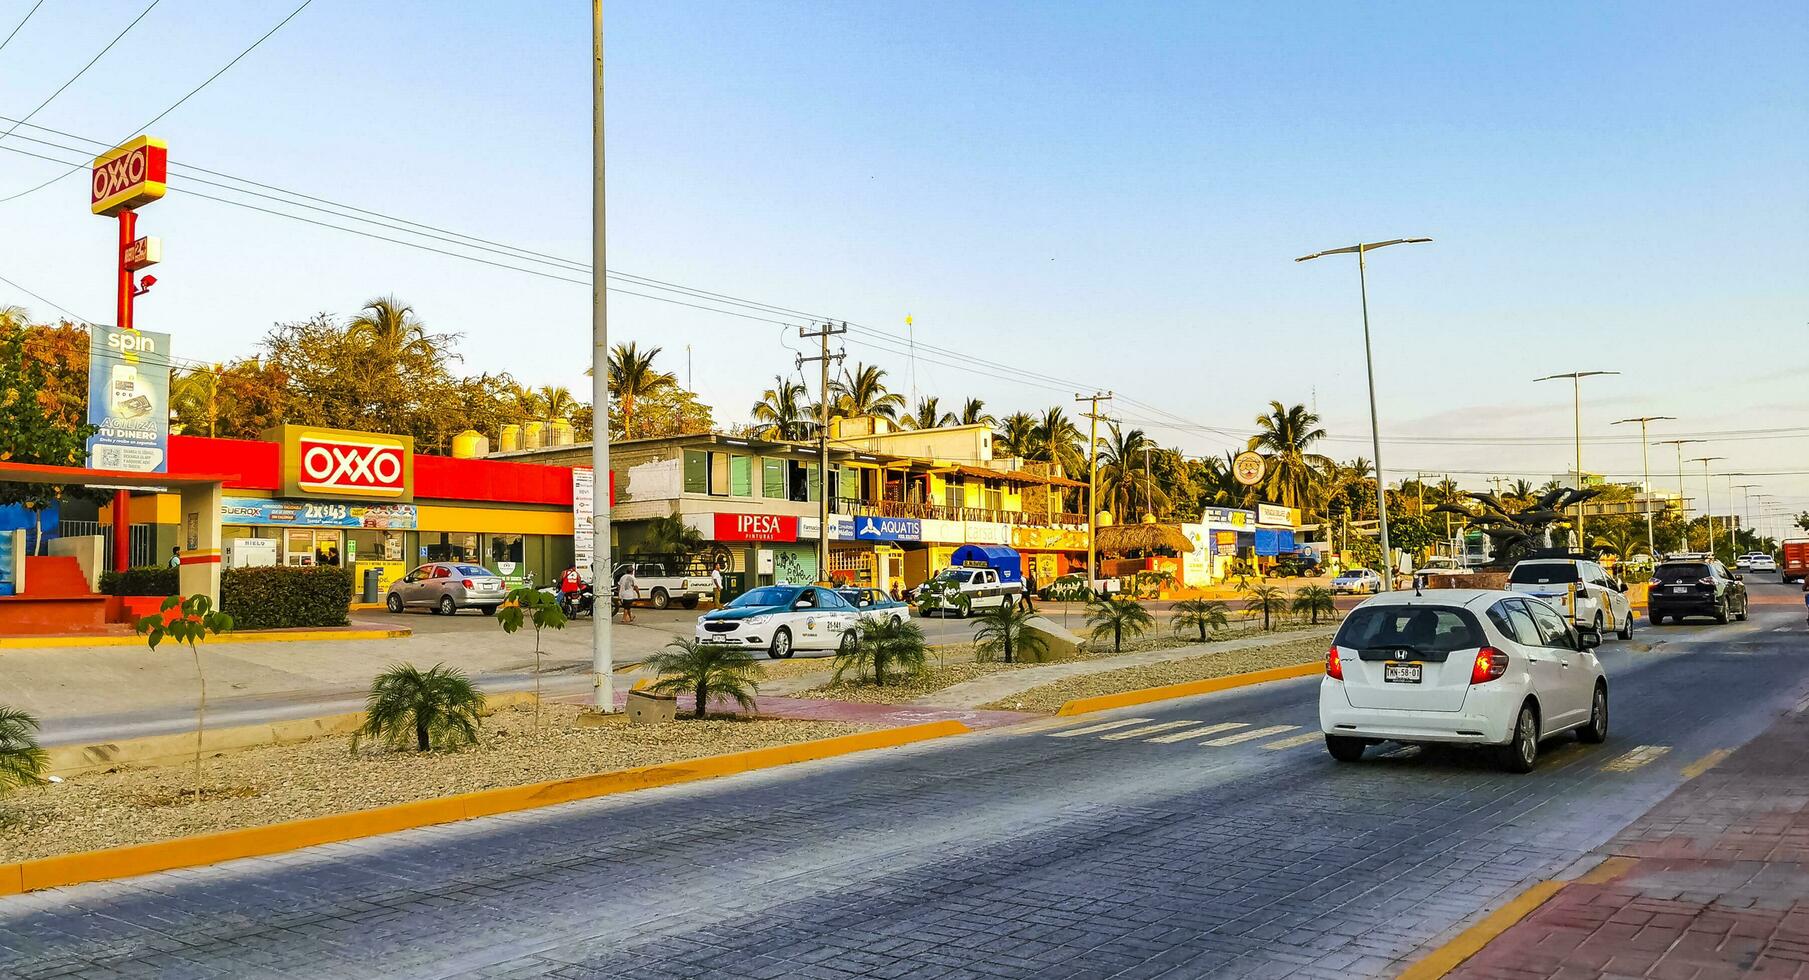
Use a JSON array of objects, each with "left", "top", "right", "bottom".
[{"left": 1, "top": 590, "right": 1804, "bottom": 979}]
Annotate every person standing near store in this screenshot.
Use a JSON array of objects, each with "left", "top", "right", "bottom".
[
  {"left": 1022, "top": 565, "right": 1038, "bottom": 613},
  {"left": 167, "top": 546, "right": 181, "bottom": 569},
  {"left": 709, "top": 562, "right": 724, "bottom": 607},
  {"left": 615, "top": 565, "right": 640, "bottom": 624}
]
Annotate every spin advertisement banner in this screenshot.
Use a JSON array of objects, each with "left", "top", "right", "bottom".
[{"left": 86, "top": 324, "right": 171, "bottom": 473}]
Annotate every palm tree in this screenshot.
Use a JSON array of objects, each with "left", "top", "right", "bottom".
[
  {"left": 1242, "top": 583, "right": 1288, "bottom": 632},
  {"left": 348, "top": 295, "right": 431, "bottom": 359},
  {"left": 1171, "top": 598, "right": 1230, "bottom": 643},
  {"left": 1247, "top": 401, "right": 1334, "bottom": 513},
  {"left": 1291, "top": 585, "right": 1338, "bottom": 625},
  {"left": 538, "top": 385, "right": 577, "bottom": 420},
  {"left": 1086, "top": 596, "right": 1154, "bottom": 653},
  {"left": 831, "top": 363, "right": 906, "bottom": 421},
  {"left": 1592, "top": 524, "right": 1646, "bottom": 559},
  {"left": 357, "top": 663, "right": 485, "bottom": 752},
  {"left": 1096, "top": 423, "right": 1170, "bottom": 523},
  {"left": 608, "top": 342, "right": 678, "bottom": 439},
  {"left": 750, "top": 375, "right": 811, "bottom": 440},
  {"left": 644, "top": 637, "right": 765, "bottom": 719},
  {"left": 904, "top": 396, "right": 956, "bottom": 430},
  {"left": 169, "top": 363, "right": 226, "bottom": 437},
  {"left": 972, "top": 601, "right": 1049, "bottom": 664},
  {"left": 1032, "top": 406, "right": 1086, "bottom": 477},
  {"left": 0, "top": 706, "right": 47, "bottom": 793},
  {"left": 832, "top": 616, "right": 928, "bottom": 687},
  {"left": 1507, "top": 479, "right": 1537, "bottom": 510},
  {"left": 959, "top": 398, "right": 996, "bottom": 428},
  {"left": 509, "top": 380, "right": 547, "bottom": 420},
  {"left": 995, "top": 412, "right": 1040, "bottom": 458},
  {"left": 638, "top": 513, "right": 704, "bottom": 559}
]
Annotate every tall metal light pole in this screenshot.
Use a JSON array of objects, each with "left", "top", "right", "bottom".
[
  {"left": 1689, "top": 456, "right": 1726, "bottom": 556},
  {"left": 589, "top": 0, "right": 613, "bottom": 712},
  {"left": 1657, "top": 438, "right": 1705, "bottom": 550},
  {"left": 1612, "top": 416, "right": 1675, "bottom": 557},
  {"left": 1533, "top": 370, "right": 1618, "bottom": 547},
  {"left": 1296, "top": 238, "right": 1432, "bottom": 590},
  {"left": 1732, "top": 483, "right": 1760, "bottom": 554},
  {"left": 1075, "top": 391, "right": 1112, "bottom": 589}
]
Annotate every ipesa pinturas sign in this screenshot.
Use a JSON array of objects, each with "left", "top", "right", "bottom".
[{"left": 91, "top": 135, "right": 168, "bottom": 216}]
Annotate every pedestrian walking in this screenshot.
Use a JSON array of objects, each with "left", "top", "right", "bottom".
[
  {"left": 1022, "top": 566, "right": 1037, "bottom": 613},
  {"left": 615, "top": 565, "right": 640, "bottom": 624},
  {"left": 709, "top": 563, "right": 724, "bottom": 607},
  {"left": 166, "top": 546, "right": 181, "bottom": 569}
]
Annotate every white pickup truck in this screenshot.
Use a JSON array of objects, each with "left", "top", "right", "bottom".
[{"left": 613, "top": 561, "right": 712, "bottom": 610}]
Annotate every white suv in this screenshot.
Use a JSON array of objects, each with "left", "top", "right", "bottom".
[
  {"left": 1507, "top": 558, "right": 1632, "bottom": 642},
  {"left": 1319, "top": 589, "right": 1608, "bottom": 773}
]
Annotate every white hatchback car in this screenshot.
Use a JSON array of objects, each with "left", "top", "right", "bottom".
[{"left": 1319, "top": 589, "right": 1608, "bottom": 773}]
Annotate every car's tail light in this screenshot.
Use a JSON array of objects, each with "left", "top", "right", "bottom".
[
  {"left": 1326, "top": 645, "right": 1344, "bottom": 680},
  {"left": 1470, "top": 646, "right": 1510, "bottom": 685},
  {"left": 462, "top": 579, "right": 474, "bottom": 588}
]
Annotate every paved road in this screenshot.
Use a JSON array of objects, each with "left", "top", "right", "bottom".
[{"left": 5, "top": 585, "right": 1801, "bottom": 979}]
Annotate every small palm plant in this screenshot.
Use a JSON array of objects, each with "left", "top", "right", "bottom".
[
  {"left": 496, "top": 587, "right": 567, "bottom": 733},
  {"left": 643, "top": 637, "right": 765, "bottom": 719},
  {"left": 0, "top": 707, "right": 48, "bottom": 793},
  {"left": 358, "top": 663, "right": 486, "bottom": 752},
  {"left": 136, "top": 594, "right": 234, "bottom": 803},
  {"left": 1171, "top": 598, "right": 1230, "bottom": 643},
  {"left": 1291, "top": 584, "right": 1338, "bottom": 625},
  {"left": 1086, "top": 595, "right": 1154, "bottom": 653},
  {"left": 1241, "top": 583, "right": 1288, "bottom": 632},
  {"left": 833, "top": 616, "right": 929, "bottom": 687},
  {"left": 972, "top": 601, "right": 1050, "bottom": 664}
]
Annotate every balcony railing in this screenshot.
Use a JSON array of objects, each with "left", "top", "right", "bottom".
[{"left": 831, "top": 497, "right": 1084, "bottom": 529}]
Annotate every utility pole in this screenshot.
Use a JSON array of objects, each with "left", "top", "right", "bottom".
[
  {"left": 1075, "top": 391, "right": 1113, "bottom": 590},
  {"left": 1659, "top": 439, "right": 1705, "bottom": 549},
  {"left": 1733, "top": 483, "right": 1759, "bottom": 555},
  {"left": 799, "top": 322, "right": 846, "bottom": 579},
  {"left": 1613, "top": 416, "right": 1675, "bottom": 559},
  {"left": 1533, "top": 370, "right": 1618, "bottom": 546},
  {"left": 588, "top": 0, "right": 613, "bottom": 713},
  {"left": 1143, "top": 443, "right": 1152, "bottom": 520},
  {"left": 1689, "top": 456, "right": 1726, "bottom": 556}
]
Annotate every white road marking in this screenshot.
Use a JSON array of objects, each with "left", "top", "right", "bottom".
[
  {"left": 1047, "top": 718, "right": 1154, "bottom": 738},
  {"left": 1601, "top": 744, "right": 1671, "bottom": 772},
  {"left": 1144, "top": 722, "right": 1246, "bottom": 744},
  {"left": 1101, "top": 720, "right": 1204, "bottom": 741},
  {"left": 1203, "top": 724, "right": 1299, "bottom": 747},
  {"left": 1260, "top": 732, "right": 1325, "bottom": 751}
]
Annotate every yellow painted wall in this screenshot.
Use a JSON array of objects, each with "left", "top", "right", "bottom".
[
  {"left": 102, "top": 494, "right": 182, "bottom": 524},
  {"left": 416, "top": 505, "right": 572, "bottom": 535}
]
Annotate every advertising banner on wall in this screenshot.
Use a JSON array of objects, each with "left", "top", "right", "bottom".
[
  {"left": 851, "top": 516, "right": 921, "bottom": 542},
  {"left": 221, "top": 498, "right": 418, "bottom": 529},
  {"left": 1256, "top": 503, "right": 1300, "bottom": 527},
  {"left": 572, "top": 466, "right": 595, "bottom": 573},
  {"left": 714, "top": 513, "right": 799, "bottom": 542},
  {"left": 86, "top": 325, "right": 171, "bottom": 473}
]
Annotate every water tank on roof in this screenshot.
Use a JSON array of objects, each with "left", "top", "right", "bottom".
[
  {"left": 523, "top": 421, "right": 546, "bottom": 449},
  {"left": 451, "top": 430, "right": 488, "bottom": 459},
  {"left": 550, "top": 419, "right": 575, "bottom": 446},
  {"left": 498, "top": 424, "right": 521, "bottom": 453}
]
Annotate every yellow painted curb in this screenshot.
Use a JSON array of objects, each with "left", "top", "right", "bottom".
[
  {"left": 0, "top": 719, "right": 969, "bottom": 896},
  {"left": 1054, "top": 661, "right": 1325, "bottom": 716},
  {"left": 0, "top": 628, "right": 409, "bottom": 649},
  {"left": 1396, "top": 879, "right": 1566, "bottom": 980}
]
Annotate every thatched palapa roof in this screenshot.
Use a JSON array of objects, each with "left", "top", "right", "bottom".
[{"left": 1096, "top": 522, "right": 1192, "bottom": 555}]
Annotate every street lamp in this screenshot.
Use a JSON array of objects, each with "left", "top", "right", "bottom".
[
  {"left": 1688, "top": 456, "right": 1726, "bottom": 556},
  {"left": 1612, "top": 415, "right": 1675, "bottom": 558},
  {"left": 1534, "top": 370, "right": 1619, "bottom": 547},
  {"left": 1657, "top": 438, "right": 1705, "bottom": 549},
  {"left": 1732, "top": 483, "right": 1760, "bottom": 554},
  {"left": 588, "top": 0, "right": 614, "bottom": 713},
  {"left": 1296, "top": 237, "right": 1432, "bottom": 589}
]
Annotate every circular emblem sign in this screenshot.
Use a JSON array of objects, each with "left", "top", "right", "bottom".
[{"left": 1232, "top": 451, "right": 1266, "bottom": 487}]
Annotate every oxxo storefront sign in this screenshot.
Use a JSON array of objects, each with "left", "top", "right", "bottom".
[
  {"left": 273, "top": 425, "right": 414, "bottom": 502},
  {"left": 91, "top": 135, "right": 168, "bottom": 216}
]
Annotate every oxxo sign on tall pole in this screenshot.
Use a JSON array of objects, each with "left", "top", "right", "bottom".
[{"left": 91, "top": 135, "right": 170, "bottom": 573}]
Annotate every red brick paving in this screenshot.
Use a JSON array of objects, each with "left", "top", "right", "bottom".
[{"left": 1449, "top": 704, "right": 1809, "bottom": 979}]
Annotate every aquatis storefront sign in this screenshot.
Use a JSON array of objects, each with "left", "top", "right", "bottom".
[{"left": 852, "top": 516, "right": 921, "bottom": 542}]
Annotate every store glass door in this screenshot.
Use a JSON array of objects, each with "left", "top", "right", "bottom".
[{"left": 284, "top": 529, "right": 344, "bottom": 567}]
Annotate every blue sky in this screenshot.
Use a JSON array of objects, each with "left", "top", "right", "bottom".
[{"left": 1, "top": 1, "right": 1805, "bottom": 525}]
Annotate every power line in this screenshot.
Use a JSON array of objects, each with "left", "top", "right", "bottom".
[
  {"left": 0, "top": 0, "right": 161, "bottom": 149},
  {"left": 0, "top": 0, "right": 45, "bottom": 56},
  {"left": 0, "top": 0, "right": 311, "bottom": 206},
  {"left": 0, "top": 270, "right": 91, "bottom": 323}
]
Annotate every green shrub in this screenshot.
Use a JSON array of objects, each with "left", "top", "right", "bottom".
[
  {"left": 221, "top": 566, "right": 351, "bottom": 629},
  {"left": 99, "top": 566, "right": 178, "bottom": 596}
]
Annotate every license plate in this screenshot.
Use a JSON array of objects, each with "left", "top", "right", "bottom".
[
  {"left": 1671, "top": 586, "right": 1690, "bottom": 593},
  {"left": 1383, "top": 662, "right": 1422, "bottom": 684}
]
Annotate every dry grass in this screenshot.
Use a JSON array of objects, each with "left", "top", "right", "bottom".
[
  {"left": 982, "top": 635, "right": 1331, "bottom": 714},
  {"left": 0, "top": 704, "right": 862, "bottom": 864}
]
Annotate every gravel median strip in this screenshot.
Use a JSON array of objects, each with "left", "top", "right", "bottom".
[
  {"left": 0, "top": 704, "right": 862, "bottom": 864},
  {"left": 982, "top": 635, "right": 1331, "bottom": 714}
]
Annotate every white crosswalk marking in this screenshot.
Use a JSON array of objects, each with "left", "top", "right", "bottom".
[
  {"left": 1100, "top": 721, "right": 1203, "bottom": 741},
  {"left": 1601, "top": 744, "right": 1671, "bottom": 772},
  {"left": 1260, "top": 732, "right": 1324, "bottom": 751},
  {"left": 1145, "top": 722, "right": 1246, "bottom": 744},
  {"left": 1203, "top": 724, "right": 1298, "bottom": 747},
  {"left": 1046, "top": 718, "right": 1154, "bottom": 738}
]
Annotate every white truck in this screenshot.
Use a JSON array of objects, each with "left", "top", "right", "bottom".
[{"left": 613, "top": 560, "right": 712, "bottom": 610}]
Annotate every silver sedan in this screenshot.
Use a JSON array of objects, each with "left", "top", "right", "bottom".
[{"left": 386, "top": 563, "right": 509, "bottom": 615}]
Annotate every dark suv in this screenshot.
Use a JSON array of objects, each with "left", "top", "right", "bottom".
[{"left": 1648, "top": 558, "right": 1748, "bottom": 625}]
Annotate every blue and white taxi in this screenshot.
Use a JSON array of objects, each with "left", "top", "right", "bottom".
[
  {"left": 835, "top": 587, "right": 910, "bottom": 627},
  {"left": 694, "top": 585, "right": 860, "bottom": 659}
]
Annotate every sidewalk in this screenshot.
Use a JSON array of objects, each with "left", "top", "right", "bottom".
[{"left": 1449, "top": 698, "right": 1809, "bottom": 979}]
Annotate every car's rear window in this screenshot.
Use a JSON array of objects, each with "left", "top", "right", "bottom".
[
  {"left": 1654, "top": 562, "right": 1709, "bottom": 582},
  {"left": 454, "top": 565, "right": 491, "bottom": 576},
  {"left": 1509, "top": 562, "right": 1579, "bottom": 585},
  {"left": 1335, "top": 606, "right": 1484, "bottom": 653}
]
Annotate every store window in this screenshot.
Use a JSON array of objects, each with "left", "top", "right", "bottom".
[
  {"left": 488, "top": 533, "right": 525, "bottom": 576},
  {"left": 423, "top": 532, "right": 481, "bottom": 564},
  {"left": 347, "top": 529, "right": 405, "bottom": 564},
  {"left": 284, "top": 529, "right": 343, "bottom": 567},
  {"left": 944, "top": 479, "right": 963, "bottom": 511}
]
